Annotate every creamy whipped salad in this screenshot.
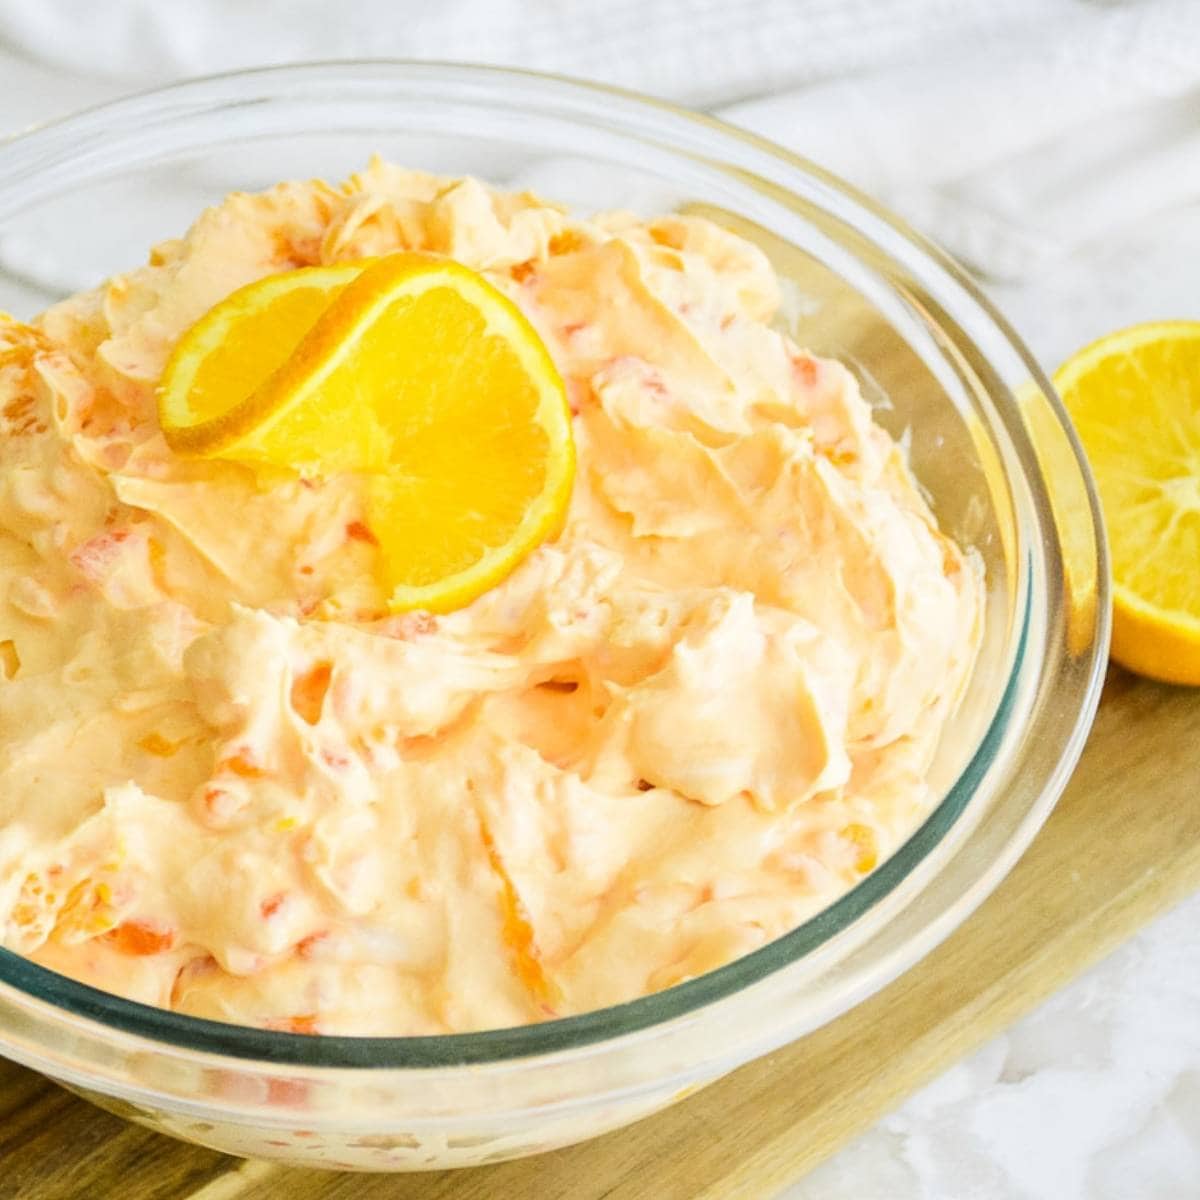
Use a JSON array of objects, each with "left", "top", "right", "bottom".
[{"left": 0, "top": 161, "right": 982, "bottom": 1034}]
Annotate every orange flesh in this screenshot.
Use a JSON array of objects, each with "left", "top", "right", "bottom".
[{"left": 183, "top": 279, "right": 356, "bottom": 426}]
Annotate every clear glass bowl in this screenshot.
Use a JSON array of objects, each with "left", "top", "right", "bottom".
[{"left": 0, "top": 62, "right": 1108, "bottom": 1171}]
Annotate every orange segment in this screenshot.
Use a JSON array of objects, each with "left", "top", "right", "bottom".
[
  {"left": 157, "top": 252, "right": 574, "bottom": 614},
  {"left": 1055, "top": 320, "right": 1200, "bottom": 684},
  {"left": 160, "top": 261, "right": 368, "bottom": 443}
]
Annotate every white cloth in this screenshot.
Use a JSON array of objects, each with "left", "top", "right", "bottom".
[
  {"left": 1, "top": 6, "right": 1199, "bottom": 1198},
  {"left": 1, "top": 0, "right": 1199, "bottom": 280}
]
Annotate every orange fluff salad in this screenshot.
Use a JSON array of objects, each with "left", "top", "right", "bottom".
[{"left": 0, "top": 161, "right": 982, "bottom": 1034}]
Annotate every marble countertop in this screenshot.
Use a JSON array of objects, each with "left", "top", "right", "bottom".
[
  {"left": 1, "top": 36, "right": 1198, "bottom": 1200},
  {"left": 790, "top": 893, "right": 1200, "bottom": 1199}
]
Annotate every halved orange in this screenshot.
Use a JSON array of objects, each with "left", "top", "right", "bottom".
[
  {"left": 1055, "top": 321, "right": 1200, "bottom": 685},
  {"left": 158, "top": 253, "right": 574, "bottom": 613}
]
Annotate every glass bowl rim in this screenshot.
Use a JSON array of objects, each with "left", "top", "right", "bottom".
[{"left": 0, "top": 58, "right": 1103, "bottom": 1070}]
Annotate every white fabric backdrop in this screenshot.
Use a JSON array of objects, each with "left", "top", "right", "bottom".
[
  {"left": 1, "top": 2, "right": 1198, "bottom": 1195},
  {"left": 3, "top": 0, "right": 1199, "bottom": 283}
]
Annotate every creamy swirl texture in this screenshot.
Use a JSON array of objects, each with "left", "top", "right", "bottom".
[{"left": 0, "top": 161, "right": 982, "bottom": 1033}]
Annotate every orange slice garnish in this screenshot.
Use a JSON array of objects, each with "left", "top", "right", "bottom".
[{"left": 158, "top": 253, "right": 574, "bottom": 613}]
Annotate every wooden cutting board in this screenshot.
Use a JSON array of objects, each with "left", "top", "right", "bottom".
[{"left": 3, "top": 665, "right": 1198, "bottom": 1200}]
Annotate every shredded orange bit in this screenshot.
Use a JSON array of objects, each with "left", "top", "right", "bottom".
[
  {"left": 547, "top": 230, "right": 585, "bottom": 256},
  {"left": 267, "top": 1014, "right": 320, "bottom": 1035},
  {"left": 0, "top": 639, "right": 19, "bottom": 679},
  {"left": 9, "top": 890, "right": 40, "bottom": 929},
  {"left": 344, "top": 520, "right": 378, "bottom": 547},
  {"left": 34, "top": 875, "right": 121, "bottom": 941},
  {"left": 138, "top": 731, "right": 180, "bottom": 757},
  {"left": 105, "top": 918, "right": 176, "bottom": 956},
  {"left": 222, "top": 752, "right": 267, "bottom": 779},
  {"left": 290, "top": 661, "right": 333, "bottom": 725},
  {"left": 475, "top": 814, "right": 561, "bottom": 1014},
  {"left": 841, "top": 823, "right": 878, "bottom": 874},
  {"left": 146, "top": 536, "right": 170, "bottom": 593},
  {"left": 57, "top": 879, "right": 93, "bottom": 919},
  {"left": 296, "top": 932, "right": 328, "bottom": 960}
]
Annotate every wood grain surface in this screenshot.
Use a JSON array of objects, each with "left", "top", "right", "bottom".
[{"left": 2, "top": 666, "right": 1198, "bottom": 1200}]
